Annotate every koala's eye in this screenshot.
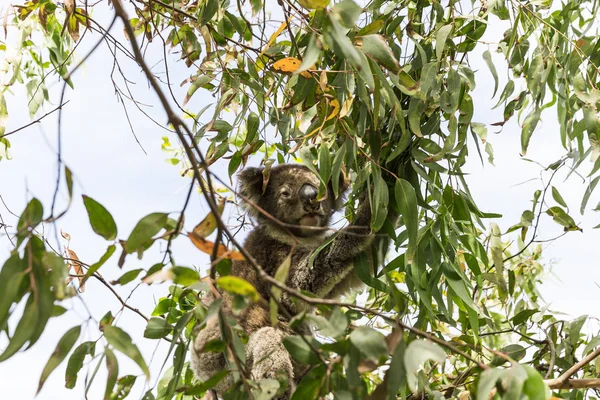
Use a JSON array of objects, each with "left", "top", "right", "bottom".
[{"left": 281, "top": 190, "right": 291, "bottom": 199}]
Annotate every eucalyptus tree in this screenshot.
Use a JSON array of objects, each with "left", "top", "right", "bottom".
[{"left": 2, "top": 0, "right": 600, "bottom": 399}]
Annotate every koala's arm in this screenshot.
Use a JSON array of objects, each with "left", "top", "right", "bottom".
[{"left": 306, "top": 199, "right": 374, "bottom": 298}]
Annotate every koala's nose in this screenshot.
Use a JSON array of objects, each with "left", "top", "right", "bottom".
[{"left": 299, "top": 184, "right": 318, "bottom": 203}]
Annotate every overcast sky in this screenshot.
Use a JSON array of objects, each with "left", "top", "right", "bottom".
[{"left": 1, "top": 2, "right": 599, "bottom": 400}]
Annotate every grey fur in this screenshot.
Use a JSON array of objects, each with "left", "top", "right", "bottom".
[{"left": 191, "top": 164, "right": 375, "bottom": 399}]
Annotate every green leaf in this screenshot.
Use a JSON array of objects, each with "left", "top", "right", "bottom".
[
  {"left": 199, "top": 0, "right": 219, "bottom": 24},
  {"left": 361, "top": 34, "right": 400, "bottom": 73},
  {"left": 395, "top": 179, "right": 418, "bottom": 262},
  {"left": 183, "top": 75, "right": 214, "bottom": 107},
  {"left": 0, "top": 297, "right": 38, "bottom": 362},
  {"left": 250, "top": 0, "right": 261, "bottom": 15},
  {"left": 354, "top": 252, "right": 389, "bottom": 292},
  {"left": 252, "top": 379, "right": 281, "bottom": 400},
  {"left": 546, "top": 206, "right": 580, "bottom": 231},
  {"left": 0, "top": 255, "right": 26, "bottom": 329},
  {"left": 325, "top": 17, "right": 371, "bottom": 87},
  {"left": 521, "top": 365, "right": 549, "bottom": 400},
  {"left": 270, "top": 254, "right": 291, "bottom": 325},
  {"left": 111, "top": 268, "right": 144, "bottom": 285},
  {"left": 171, "top": 266, "right": 200, "bottom": 286},
  {"left": 386, "top": 338, "right": 407, "bottom": 400},
  {"left": 16, "top": 198, "right": 44, "bottom": 246},
  {"left": 488, "top": 0, "right": 510, "bottom": 20},
  {"left": 435, "top": 25, "right": 453, "bottom": 60},
  {"left": 583, "top": 335, "right": 600, "bottom": 356},
  {"left": 490, "top": 223, "right": 507, "bottom": 296},
  {"left": 82, "top": 244, "right": 116, "bottom": 285},
  {"left": 482, "top": 50, "right": 499, "bottom": 97},
  {"left": 65, "top": 166, "right": 74, "bottom": 203},
  {"left": 296, "top": 34, "right": 320, "bottom": 76},
  {"left": 112, "top": 375, "right": 137, "bottom": 400},
  {"left": 104, "top": 347, "right": 119, "bottom": 400},
  {"left": 521, "top": 107, "right": 541, "bottom": 155},
  {"left": 511, "top": 309, "right": 538, "bottom": 326},
  {"left": 551, "top": 186, "right": 567, "bottom": 208},
  {"left": 445, "top": 275, "right": 478, "bottom": 312},
  {"left": 215, "top": 276, "right": 260, "bottom": 302},
  {"left": 125, "top": 212, "right": 168, "bottom": 255},
  {"left": 144, "top": 317, "right": 173, "bottom": 339},
  {"left": 290, "top": 376, "right": 321, "bottom": 400},
  {"left": 201, "top": 339, "right": 226, "bottom": 353},
  {"left": 246, "top": 112, "right": 260, "bottom": 144},
  {"left": 282, "top": 335, "right": 321, "bottom": 365},
  {"left": 404, "top": 340, "right": 445, "bottom": 391},
  {"left": 569, "top": 315, "right": 587, "bottom": 347},
  {"left": 477, "top": 368, "right": 507, "bottom": 400},
  {"left": 350, "top": 326, "right": 387, "bottom": 361},
  {"left": 65, "top": 342, "right": 96, "bottom": 389},
  {"left": 82, "top": 195, "right": 118, "bottom": 241},
  {"left": 103, "top": 326, "right": 150, "bottom": 379},
  {"left": 323, "top": 308, "right": 348, "bottom": 337},
  {"left": 38, "top": 326, "right": 81, "bottom": 394},
  {"left": 306, "top": 310, "right": 348, "bottom": 338},
  {"left": 581, "top": 176, "right": 600, "bottom": 215},
  {"left": 318, "top": 144, "right": 332, "bottom": 195},
  {"left": 408, "top": 97, "right": 425, "bottom": 137},
  {"left": 493, "top": 80, "right": 515, "bottom": 109},
  {"left": 152, "top": 298, "right": 176, "bottom": 316},
  {"left": 491, "top": 344, "right": 526, "bottom": 365},
  {"left": 228, "top": 151, "right": 243, "bottom": 177},
  {"left": 331, "top": 0, "right": 362, "bottom": 28},
  {"left": 331, "top": 145, "right": 346, "bottom": 198},
  {"left": 184, "top": 370, "right": 230, "bottom": 396}
]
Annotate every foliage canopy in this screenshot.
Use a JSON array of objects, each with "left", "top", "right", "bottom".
[{"left": 2, "top": 0, "right": 600, "bottom": 399}]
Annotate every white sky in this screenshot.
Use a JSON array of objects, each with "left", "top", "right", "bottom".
[{"left": 0, "top": 2, "right": 599, "bottom": 400}]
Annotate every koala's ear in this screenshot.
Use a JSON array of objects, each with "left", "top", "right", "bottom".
[{"left": 237, "top": 167, "right": 264, "bottom": 215}]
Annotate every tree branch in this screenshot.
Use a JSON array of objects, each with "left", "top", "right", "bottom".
[
  {"left": 545, "top": 347, "right": 600, "bottom": 388},
  {"left": 546, "top": 378, "right": 600, "bottom": 390}
]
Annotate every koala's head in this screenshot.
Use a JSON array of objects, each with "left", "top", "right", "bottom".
[{"left": 237, "top": 164, "right": 348, "bottom": 237}]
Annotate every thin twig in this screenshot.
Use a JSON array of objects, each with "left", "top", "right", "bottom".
[
  {"left": 91, "top": 274, "right": 149, "bottom": 322},
  {"left": 0, "top": 101, "right": 69, "bottom": 139}
]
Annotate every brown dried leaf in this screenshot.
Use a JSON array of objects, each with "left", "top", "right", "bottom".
[
  {"left": 64, "top": 0, "right": 75, "bottom": 16},
  {"left": 261, "top": 159, "right": 275, "bottom": 195},
  {"left": 66, "top": 248, "right": 85, "bottom": 292},
  {"left": 3, "top": 5, "right": 10, "bottom": 38},
  {"left": 142, "top": 268, "right": 174, "bottom": 284},
  {"left": 357, "top": 359, "right": 378, "bottom": 374},
  {"left": 385, "top": 328, "right": 403, "bottom": 353},
  {"left": 192, "top": 198, "right": 226, "bottom": 239},
  {"left": 189, "top": 233, "right": 245, "bottom": 261}
]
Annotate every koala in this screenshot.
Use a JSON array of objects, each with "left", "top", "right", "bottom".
[{"left": 191, "top": 164, "right": 376, "bottom": 399}]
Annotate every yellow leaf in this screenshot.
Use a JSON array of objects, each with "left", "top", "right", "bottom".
[
  {"left": 317, "top": 97, "right": 340, "bottom": 122},
  {"left": 272, "top": 57, "right": 313, "bottom": 78},
  {"left": 298, "top": 0, "right": 330, "bottom": 10},
  {"left": 216, "top": 276, "right": 259, "bottom": 302},
  {"left": 189, "top": 233, "right": 245, "bottom": 261},
  {"left": 259, "top": 19, "right": 289, "bottom": 58},
  {"left": 326, "top": 99, "right": 340, "bottom": 121},
  {"left": 192, "top": 198, "right": 226, "bottom": 239}
]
